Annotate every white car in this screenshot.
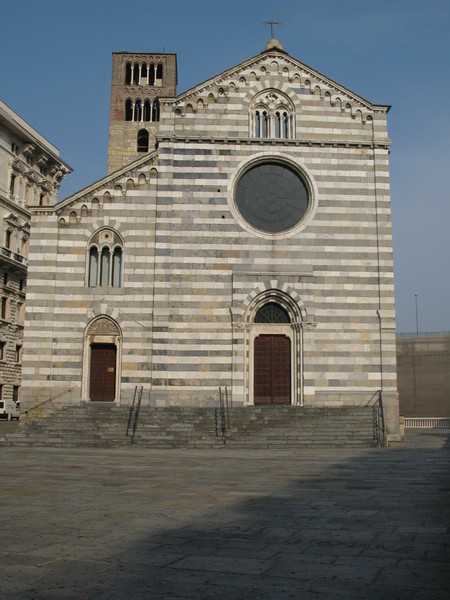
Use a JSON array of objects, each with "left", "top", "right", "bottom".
[{"left": 0, "top": 399, "right": 20, "bottom": 420}]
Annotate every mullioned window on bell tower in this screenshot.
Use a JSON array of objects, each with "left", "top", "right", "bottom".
[
  {"left": 124, "top": 61, "right": 164, "bottom": 86},
  {"left": 125, "top": 98, "right": 160, "bottom": 122}
]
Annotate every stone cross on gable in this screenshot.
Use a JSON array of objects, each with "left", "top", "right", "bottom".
[{"left": 264, "top": 13, "right": 282, "bottom": 39}]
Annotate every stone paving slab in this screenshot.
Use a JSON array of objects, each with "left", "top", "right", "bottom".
[{"left": 0, "top": 430, "right": 449, "bottom": 599}]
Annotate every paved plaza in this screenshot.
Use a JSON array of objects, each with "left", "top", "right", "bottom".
[{"left": 0, "top": 430, "right": 449, "bottom": 599}]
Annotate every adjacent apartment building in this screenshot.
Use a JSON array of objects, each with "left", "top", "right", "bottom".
[{"left": 0, "top": 99, "right": 71, "bottom": 408}]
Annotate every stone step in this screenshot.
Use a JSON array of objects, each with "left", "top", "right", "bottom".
[{"left": 8, "top": 405, "right": 376, "bottom": 448}]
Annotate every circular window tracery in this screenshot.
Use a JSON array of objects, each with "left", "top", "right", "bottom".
[{"left": 235, "top": 162, "right": 309, "bottom": 234}]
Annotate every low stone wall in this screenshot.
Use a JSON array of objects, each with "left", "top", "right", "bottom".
[{"left": 397, "top": 333, "right": 450, "bottom": 417}]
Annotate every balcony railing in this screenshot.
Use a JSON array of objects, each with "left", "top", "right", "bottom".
[{"left": 0, "top": 246, "right": 28, "bottom": 268}]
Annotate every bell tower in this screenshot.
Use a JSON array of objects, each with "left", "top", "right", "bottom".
[{"left": 107, "top": 51, "right": 177, "bottom": 173}]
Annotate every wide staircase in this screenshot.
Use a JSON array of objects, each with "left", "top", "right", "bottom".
[{"left": 3, "top": 404, "right": 377, "bottom": 449}]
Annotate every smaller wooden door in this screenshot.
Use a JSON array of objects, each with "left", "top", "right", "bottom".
[
  {"left": 254, "top": 334, "right": 291, "bottom": 405},
  {"left": 89, "top": 344, "right": 116, "bottom": 402}
]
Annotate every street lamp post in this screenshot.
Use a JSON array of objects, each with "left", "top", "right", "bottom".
[{"left": 414, "top": 292, "right": 419, "bottom": 336}]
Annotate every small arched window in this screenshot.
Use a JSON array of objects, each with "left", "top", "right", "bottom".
[
  {"left": 87, "top": 230, "right": 123, "bottom": 288},
  {"left": 156, "top": 63, "right": 163, "bottom": 82},
  {"left": 125, "top": 99, "right": 133, "bottom": 121},
  {"left": 137, "top": 129, "right": 149, "bottom": 153},
  {"left": 149, "top": 64, "right": 155, "bottom": 85},
  {"left": 88, "top": 247, "right": 98, "bottom": 287},
  {"left": 125, "top": 63, "right": 132, "bottom": 85},
  {"left": 143, "top": 100, "right": 151, "bottom": 121},
  {"left": 134, "top": 99, "right": 142, "bottom": 122},
  {"left": 152, "top": 98, "right": 160, "bottom": 122},
  {"left": 261, "top": 111, "right": 269, "bottom": 138},
  {"left": 100, "top": 248, "right": 110, "bottom": 287},
  {"left": 133, "top": 63, "right": 139, "bottom": 85},
  {"left": 141, "top": 63, "right": 147, "bottom": 79},
  {"left": 283, "top": 112, "right": 289, "bottom": 138},
  {"left": 255, "top": 111, "right": 261, "bottom": 137},
  {"left": 275, "top": 112, "right": 281, "bottom": 138},
  {"left": 112, "top": 248, "right": 122, "bottom": 288}
]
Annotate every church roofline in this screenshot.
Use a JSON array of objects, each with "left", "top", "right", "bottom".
[
  {"left": 172, "top": 47, "right": 389, "bottom": 112},
  {"left": 112, "top": 51, "right": 177, "bottom": 57},
  {"left": 44, "top": 149, "right": 159, "bottom": 213}
]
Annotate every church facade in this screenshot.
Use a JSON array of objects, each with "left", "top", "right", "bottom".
[{"left": 21, "top": 39, "right": 400, "bottom": 434}]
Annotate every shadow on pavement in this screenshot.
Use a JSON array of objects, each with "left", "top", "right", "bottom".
[{"left": 0, "top": 431, "right": 449, "bottom": 599}]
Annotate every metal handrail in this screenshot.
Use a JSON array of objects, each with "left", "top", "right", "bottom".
[
  {"left": 366, "top": 389, "right": 387, "bottom": 447},
  {"left": 215, "top": 387, "right": 229, "bottom": 444},
  {"left": 23, "top": 388, "right": 72, "bottom": 423},
  {"left": 131, "top": 386, "right": 144, "bottom": 444},
  {"left": 126, "top": 385, "right": 139, "bottom": 437}
]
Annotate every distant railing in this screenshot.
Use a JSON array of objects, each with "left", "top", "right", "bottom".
[
  {"left": 215, "top": 387, "right": 230, "bottom": 444},
  {"left": 126, "top": 385, "right": 143, "bottom": 443},
  {"left": 366, "top": 390, "right": 387, "bottom": 447},
  {"left": 404, "top": 417, "right": 450, "bottom": 429},
  {"left": 397, "top": 331, "right": 450, "bottom": 337},
  {"left": 23, "top": 388, "right": 72, "bottom": 423}
]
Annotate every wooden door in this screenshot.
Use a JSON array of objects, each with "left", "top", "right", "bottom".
[
  {"left": 254, "top": 334, "right": 291, "bottom": 404},
  {"left": 89, "top": 344, "right": 116, "bottom": 402}
]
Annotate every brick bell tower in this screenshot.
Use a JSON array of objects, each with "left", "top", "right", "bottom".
[{"left": 107, "top": 52, "right": 177, "bottom": 173}]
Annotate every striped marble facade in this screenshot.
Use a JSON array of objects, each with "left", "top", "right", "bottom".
[{"left": 21, "top": 44, "right": 399, "bottom": 433}]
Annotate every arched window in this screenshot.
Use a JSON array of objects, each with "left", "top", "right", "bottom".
[
  {"left": 152, "top": 98, "right": 160, "bottom": 122},
  {"left": 149, "top": 64, "right": 155, "bottom": 85},
  {"left": 112, "top": 248, "right": 122, "bottom": 287},
  {"left": 125, "top": 98, "right": 133, "bottom": 121},
  {"left": 100, "top": 248, "right": 110, "bottom": 287},
  {"left": 137, "top": 129, "right": 149, "bottom": 152},
  {"left": 141, "top": 63, "right": 147, "bottom": 80},
  {"left": 261, "top": 111, "right": 269, "bottom": 137},
  {"left": 250, "top": 91, "right": 295, "bottom": 140},
  {"left": 125, "top": 63, "right": 132, "bottom": 85},
  {"left": 156, "top": 63, "right": 163, "bottom": 82},
  {"left": 133, "top": 63, "right": 139, "bottom": 85},
  {"left": 283, "top": 112, "right": 289, "bottom": 138},
  {"left": 275, "top": 112, "right": 281, "bottom": 138},
  {"left": 134, "top": 99, "right": 142, "bottom": 122},
  {"left": 88, "top": 247, "right": 98, "bottom": 287},
  {"left": 255, "top": 111, "right": 261, "bottom": 137},
  {"left": 143, "top": 99, "right": 151, "bottom": 121},
  {"left": 87, "top": 230, "right": 123, "bottom": 288}
]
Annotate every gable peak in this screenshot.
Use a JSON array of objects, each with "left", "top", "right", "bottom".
[{"left": 265, "top": 38, "right": 283, "bottom": 51}]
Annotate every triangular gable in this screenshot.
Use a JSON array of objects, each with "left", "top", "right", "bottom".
[
  {"left": 44, "top": 149, "right": 159, "bottom": 214},
  {"left": 167, "top": 48, "right": 389, "bottom": 116}
]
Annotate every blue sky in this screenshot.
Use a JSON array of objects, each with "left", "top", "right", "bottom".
[{"left": 1, "top": 0, "right": 449, "bottom": 333}]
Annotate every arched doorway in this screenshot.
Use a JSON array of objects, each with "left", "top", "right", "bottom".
[
  {"left": 82, "top": 316, "right": 122, "bottom": 403},
  {"left": 248, "top": 295, "right": 303, "bottom": 406}
]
